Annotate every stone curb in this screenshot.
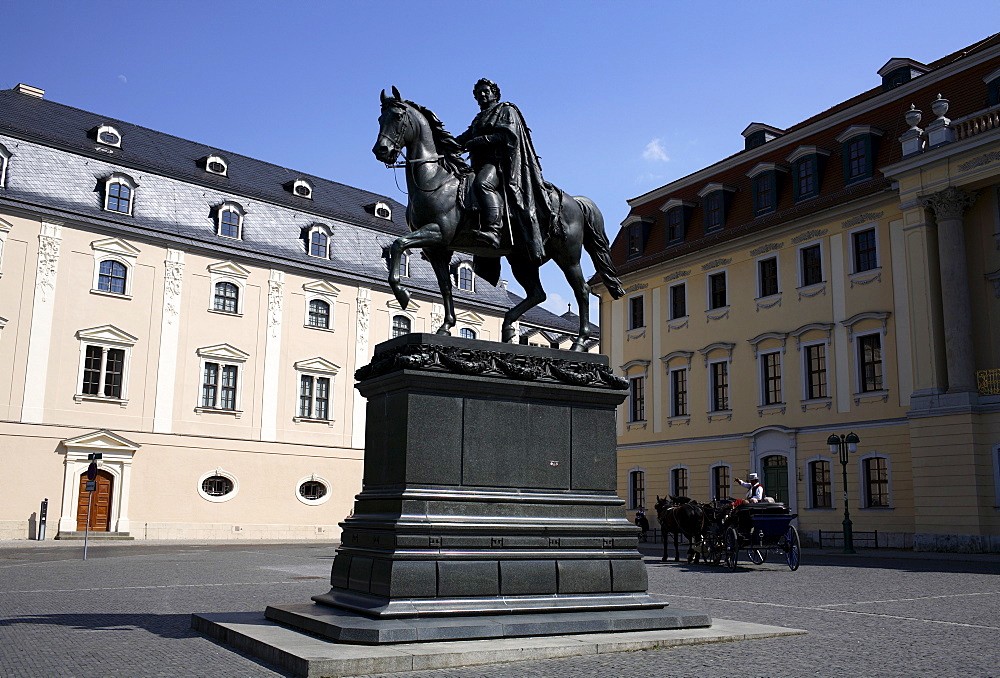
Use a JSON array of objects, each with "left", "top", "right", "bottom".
[{"left": 192, "top": 612, "right": 805, "bottom": 678}]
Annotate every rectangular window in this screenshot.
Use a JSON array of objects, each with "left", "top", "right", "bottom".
[
  {"left": 299, "top": 375, "right": 314, "bottom": 418},
  {"left": 709, "top": 272, "right": 727, "bottom": 309},
  {"left": 202, "top": 362, "right": 238, "bottom": 410},
  {"left": 669, "top": 283, "right": 686, "bottom": 319},
  {"left": 672, "top": 467, "right": 689, "bottom": 498},
  {"left": 853, "top": 228, "right": 878, "bottom": 272},
  {"left": 629, "top": 296, "right": 644, "bottom": 330},
  {"left": 629, "top": 376, "right": 646, "bottom": 422},
  {"left": 810, "top": 460, "right": 832, "bottom": 508},
  {"left": 758, "top": 257, "right": 778, "bottom": 297},
  {"left": 753, "top": 174, "right": 774, "bottom": 215},
  {"left": 762, "top": 352, "right": 782, "bottom": 405},
  {"left": 713, "top": 466, "right": 730, "bottom": 500},
  {"left": 202, "top": 362, "right": 218, "bottom": 408},
  {"left": 796, "top": 157, "right": 816, "bottom": 198},
  {"left": 667, "top": 209, "right": 684, "bottom": 243},
  {"left": 670, "top": 369, "right": 688, "bottom": 417},
  {"left": 627, "top": 224, "right": 643, "bottom": 259},
  {"left": 81, "top": 345, "right": 125, "bottom": 398},
  {"left": 848, "top": 137, "right": 867, "bottom": 179},
  {"left": 299, "top": 375, "right": 331, "bottom": 420},
  {"left": 629, "top": 470, "right": 646, "bottom": 509},
  {"left": 220, "top": 365, "right": 238, "bottom": 410},
  {"left": 865, "top": 457, "right": 890, "bottom": 507},
  {"left": 859, "top": 334, "right": 883, "bottom": 392},
  {"left": 705, "top": 193, "right": 723, "bottom": 232},
  {"left": 711, "top": 361, "right": 729, "bottom": 411},
  {"left": 801, "top": 244, "right": 822, "bottom": 286},
  {"left": 805, "top": 344, "right": 828, "bottom": 399}
]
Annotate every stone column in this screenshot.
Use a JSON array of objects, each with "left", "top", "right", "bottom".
[{"left": 922, "top": 187, "right": 977, "bottom": 393}]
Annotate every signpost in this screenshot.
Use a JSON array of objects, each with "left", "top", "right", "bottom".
[{"left": 83, "top": 453, "right": 102, "bottom": 561}]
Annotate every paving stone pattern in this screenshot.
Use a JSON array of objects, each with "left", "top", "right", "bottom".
[{"left": 1, "top": 541, "right": 998, "bottom": 677}]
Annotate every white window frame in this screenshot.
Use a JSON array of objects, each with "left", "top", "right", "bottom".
[
  {"left": 293, "top": 357, "right": 340, "bottom": 425},
  {"left": 205, "top": 154, "right": 228, "bottom": 176},
  {"left": 844, "top": 312, "right": 890, "bottom": 400},
  {"left": 396, "top": 252, "right": 410, "bottom": 278},
  {"left": 708, "top": 358, "right": 731, "bottom": 413},
  {"left": 755, "top": 254, "right": 781, "bottom": 300},
  {"left": 293, "top": 178, "right": 314, "bottom": 199},
  {"left": 668, "top": 281, "right": 687, "bottom": 321},
  {"left": 456, "top": 263, "right": 475, "bottom": 292},
  {"left": 306, "top": 222, "right": 332, "bottom": 258},
  {"left": 216, "top": 201, "right": 245, "bottom": 240},
  {"left": 295, "top": 474, "right": 333, "bottom": 506},
  {"left": 74, "top": 325, "right": 138, "bottom": 405},
  {"left": 858, "top": 451, "right": 893, "bottom": 509},
  {"left": 758, "top": 349, "right": 784, "bottom": 407},
  {"left": 709, "top": 462, "right": 733, "bottom": 501},
  {"left": 628, "top": 374, "right": 646, "bottom": 423},
  {"left": 195, "top": 344, "right": 249, "bottom": 416},
  {"left": 90, "top": 237, "right": 139, "bottom": 299},
  {"left": 669, "top": 464, "right": 691, "bottom": 498},
  {"left": 0, "top": 216, "right": 11, "bottom": 276},
  {"left": 0, "top": 142, "right": 10, "bottom": 188},
  {"left": 197, "top": 468, "right": 239, "bottom": 503},
  {"left": 796, "top": 239, "right": 825, "bottom": 289},
  {"left": 207, "top": 260, "right": 250, "bottom": 316},
  {"left": 391, "top": 313, "right": 414, "bottom": 339},
  {"left": 804, "top": 455, "right": 836, "bottom": 510},
  {"left": 847, "top": 222, "right": 881, "bottom": 276},
  {"left": 627, "top": 291, "right": 646, "bottom": 331},
  {"left": 706, "top": 268, "right": 728, "bottom": 311},
  {"left": 96, "top": 124, "right": 122, "bottom": 148},
  {"left": 302, "top": 280, "right": 340, "bottom": 332},
  {"left": 800, "top": 339, "right": 831, "bottom": 404},
  {"left": 103, "top": 173, "right": 137, "bottom": 216},
  {"left": 668, "top": 366, "right": 689, "bottom": 419},
  {"left": 374, "top": 201, "right": 392, "bottom": 220},
  {"left": 627, "top": 467, "right": 647, "bottom": 510},
  {"left": 459, "top": 327, "right": 477, "bottom": 340}
]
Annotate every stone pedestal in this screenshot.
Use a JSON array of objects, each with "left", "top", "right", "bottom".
[{"left": 267, "top": 334, "right": 708, "bottom": 642}]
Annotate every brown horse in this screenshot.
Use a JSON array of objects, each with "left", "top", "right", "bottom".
[{"left": 654, "top": 495, "right": 705, "bottom": 562}]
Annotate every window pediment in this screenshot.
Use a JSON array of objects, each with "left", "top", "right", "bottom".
[
  {"left": 746, "top": 162, "right": 789, "bottom": 179},
  {"left": 197, "top": 343, "right": 249, "bottom": 362},
  {"left": 786, "top": 145, "right": 831, "bottom": 164},
  {"left": 91, "top": 237, "right": 140, "bottom": 258},
  {"left": 293, "top": 357, "right": 341, "bottom": 375},
  {"left": 747, "top": 331, "right": 788, "bottom": 358},
  {"left": 698, "top": 341, "right": 736, "bottom": 367},
  {"left": 62, "top": 429, "right": 140, "bottom": 454},
  {"left": 207, "top": 260, "right": 251, "bottom": 279},
  {"left": 303, "top": 280, "right": 340, "bottom": 297},
  {"left": 456, "top": 311, "right": 485, "bottom": 325},
  {"left": 76, "top": 325, "right": 138, "bottom": 346},
  {"left": 835, "top": 125, "right": 885, "bottom": 144},
  {"left": 387, "top": 297, "right": 420, "bottom": 311}
]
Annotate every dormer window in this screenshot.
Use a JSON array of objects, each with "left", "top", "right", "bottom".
[
  {"left": 292, "top": 179, "right": 313, "bottom": 199},
  {"left": 204, "top": 154, "right": 228, "bottom": 176},
  {"left": 747, "top": 163, "right": 788, "bottom": 217},
  {"left": 836, "top": 126, "right": 884, "bottom": 184},
  {"left": 457, "top": 263, "right": 474, "bottom": 291},
  {"left": 696, "top": 184, "right": 737, "bottom": 233},
  {"left": 659, "top": 199, "right": 695, "bottom": 246},
  {"left": 96, "top": 124, "right": 122, "bottom": 148},
  {"left": 102, "top": 173, "right": 137, "bottom": 215},
  {"left": 786, "top": 146, "right": 831, "bottom": 202},
  {"left": 877, "top": 58, "right": 929, "bottom": 91},
  {"left": 306, "top": 223, "right": 332, "bottom": 258},
  {"left": 622, "top": 216, "right": 653, "bottom": 260},
  {"left": 985, "top": 67, "right": 1000, "bottom": 106},
  {"left": 741, "top": 123, "right": 784, "bottom": 151},
  {"left": 215, "top": 202, "right": 245, "bottom": 239},
  {"left": 374, "top": 201, "right": 392, "bottom": 220},
  {"left": 0, "top": 142, "right": 10, "bottom": 188}
]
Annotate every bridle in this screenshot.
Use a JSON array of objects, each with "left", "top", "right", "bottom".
[{"left": 379, "top": 102, "right": 447, "bottom": 192}]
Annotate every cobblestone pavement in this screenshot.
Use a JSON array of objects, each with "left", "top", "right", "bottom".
[{"left": 1, "top": 540, "right": 997, "bottom": 677}]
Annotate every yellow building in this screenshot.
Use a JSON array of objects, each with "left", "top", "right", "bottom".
[
  {"left": 0, "top": 84, "right": 596, "bottom": 541},
  {"left": 594, "top": 36, "right": 1000, "bottom": 551}
]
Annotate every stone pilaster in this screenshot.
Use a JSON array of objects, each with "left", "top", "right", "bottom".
[
  {"left": 153, "top": 249, "right": 185, "bottom": 434},
  {"left": 922, "top": 187, "right": 978, "bottom": 394}
]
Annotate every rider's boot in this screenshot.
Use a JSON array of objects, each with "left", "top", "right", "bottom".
[{"left": 473, "top": 182, "right": 502, "bottom": 249}]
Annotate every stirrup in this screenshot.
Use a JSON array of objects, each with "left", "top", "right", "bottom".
[{"left": 471, "top": 229, "right": 500, "bottom": 248}]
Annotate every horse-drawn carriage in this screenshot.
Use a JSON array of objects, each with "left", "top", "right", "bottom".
[{"left": 654, "top": 496, "right": 801, "bottom": 571}]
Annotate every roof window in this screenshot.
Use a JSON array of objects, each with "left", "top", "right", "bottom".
[
  {"left": 96, "top": 124, "right": 122, "bottom": 148},
  {"left": 741, "top": 123, "right": 784, "bottom": 150},
  {"left": 204, "top": 154, "right": 228, "bottom": 176},
  {"left": 374, "top": 201, "right": 392, "bottom": 220},
  {"left": 292, "top": 178, "right": 313, "bottom": 199},
  {"left": 877, "top": 58, "right": 929, "bottom": 91}
]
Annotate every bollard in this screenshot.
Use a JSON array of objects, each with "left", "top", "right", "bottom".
[{"left": 38, "top": 498, "right": 48, "bottom": 541}]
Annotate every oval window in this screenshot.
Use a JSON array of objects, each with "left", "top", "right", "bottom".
[
  {"left": 201, "top": 475, "right": 234, "bottom": 497},
  {"left": 208, "top": 161, "right": 226, "bottom": 173},
  {"left": 295, "top": 184, "right": 311, "bottom": 197},
  {"left": 299, "top": 480, "right": 327, "bottom": 501},
  {"left": 375, "top": 206, "right": 391, "bottom": 219},
  {"left": 99, "top": 131, "right": 120, "bottom": 145}
]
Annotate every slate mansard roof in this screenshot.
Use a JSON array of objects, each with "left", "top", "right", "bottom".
[{"left": 0, "top": 87, "right": 513, "bottom": 310}]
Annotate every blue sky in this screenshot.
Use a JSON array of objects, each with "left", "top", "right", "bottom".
[{"left": 4, "top": 1, "right": 998, "bottom": 318}]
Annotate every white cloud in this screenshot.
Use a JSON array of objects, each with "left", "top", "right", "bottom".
[
  {"left": 540, "top": 291, "right": 573, "bottom": 316},
  {"left": 642, "top": 138, "right": 670, "bottom": 162},
  {"left": 117, "top": 74, "right": 128, "bottom": 84}
]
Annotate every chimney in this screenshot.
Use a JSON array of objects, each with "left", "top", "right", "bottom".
[{"left": 14, "top": 83, "right": 44, "bottom": 98}]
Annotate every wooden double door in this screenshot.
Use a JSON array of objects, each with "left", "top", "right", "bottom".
[{"left": 76, "top": 469, "right": 114, "bottom": 531}]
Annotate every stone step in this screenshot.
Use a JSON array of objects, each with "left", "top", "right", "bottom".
[{"left": 54, "top": 531, "right": 134, "bottom": 540}]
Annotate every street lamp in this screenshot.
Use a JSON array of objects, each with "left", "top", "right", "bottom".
[{"left": 827, "top": 432, "right": 859, "bottom": 554}]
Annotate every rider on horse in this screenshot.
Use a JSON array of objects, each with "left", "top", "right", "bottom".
[{"left": 455, "top": 78, "right": 553, "bottom": 262}]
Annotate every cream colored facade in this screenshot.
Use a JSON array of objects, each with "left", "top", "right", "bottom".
[{"left": 596, "top": 39, "right": 1000, "bottom": 551}]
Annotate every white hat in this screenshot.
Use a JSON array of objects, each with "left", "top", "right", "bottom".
[{"left": 748, "top": 472, "right": 759, "bottom": 481}]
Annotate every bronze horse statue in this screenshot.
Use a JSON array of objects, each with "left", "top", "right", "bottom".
[{"left": 372, "top": 87, "right": 624, "bottom": 350}]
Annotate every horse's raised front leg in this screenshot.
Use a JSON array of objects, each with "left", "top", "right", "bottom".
[
  {"left": 503, "top": 257, "right": 546, "bottom": 343},
  {"left": 427, "top": 248, "right": 456, "bottom": 335},
  {"left": 387, "top": 224, "right": 445, "bottom": 310}
]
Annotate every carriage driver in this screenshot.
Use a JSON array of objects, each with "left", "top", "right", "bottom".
[
  {"left": 734, "top": 473, "right": 764, "bottom": 503},
  {"left": 455, "top": 78, "right": 552, "bottom": 262}
]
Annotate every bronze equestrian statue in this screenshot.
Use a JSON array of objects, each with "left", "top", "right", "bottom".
[{"left": 372, "top": 83, "right": 624, "bottom": 351}]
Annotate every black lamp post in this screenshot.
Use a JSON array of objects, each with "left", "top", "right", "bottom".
[{"left": 826, "top": 432, "right": 859, "bottom": 554}]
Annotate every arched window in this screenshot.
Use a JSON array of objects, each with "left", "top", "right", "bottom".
[
  {"left": 398, "top": 253, "right": 409, "bottom": 278},
  {"left": 219, "top": 208, "right": 241, "bottom": 238},
  {"left": 107, "top": 182, "right": 131, "bottom": 214},
  {"left": 214, "top": 281, "right": 239, "bottom": 313},
  {"left": 458, "top": 265, "right": 474, "bottom": 291},
  {"left": 97, "top": 260, "right": 127, "bottom": 295},
  {"left": 459, "top": 328, "right": 476, "bottom": 340},
  {"left": 307, "top": 299, "right": 330, "bottom": 328},
  {"left": 392, "top": 315, "right": 411, "bottom": 338},
  {"left": 310, "top": 231, "right": 328, "bottom": 258}
]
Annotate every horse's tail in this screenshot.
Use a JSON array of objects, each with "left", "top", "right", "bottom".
[{"left": 575, "top": 196, "right": 625, "bottom": 299}]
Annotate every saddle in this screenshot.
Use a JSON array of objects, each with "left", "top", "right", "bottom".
[{"left": 455, "top": 174, "right": 564, "bottom": 250}]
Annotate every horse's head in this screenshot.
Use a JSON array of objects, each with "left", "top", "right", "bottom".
[{"left": 374, "top": 86, "right": 410, "bottom": 165}]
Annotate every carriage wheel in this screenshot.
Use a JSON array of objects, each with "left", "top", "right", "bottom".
[
  {"left": 747, "top": 529, "right": 767, "bottom": 565},
  {"left": 784, "top": 525, "right": 801, "bottom": 571},
  {"left": 724, "top": 527, "right": 739, "bottom": 571}
]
